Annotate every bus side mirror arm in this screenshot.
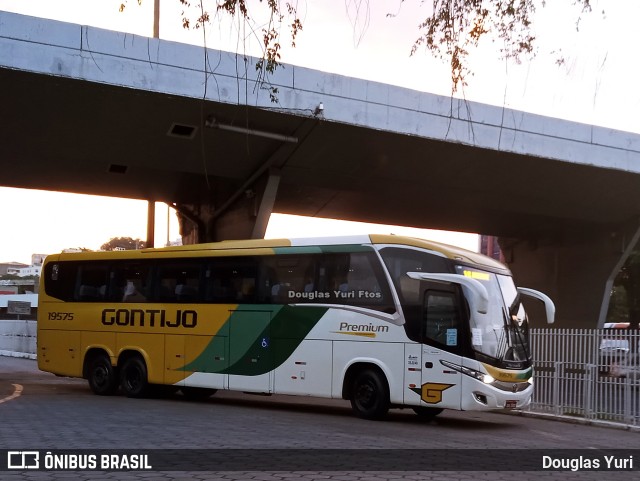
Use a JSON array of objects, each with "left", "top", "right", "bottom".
[
  {"left": 518, "top": 287, "right": 556, "bottom": 324},
  {"left": 406, "top": 272, "right": 489, "bottom": 315}
]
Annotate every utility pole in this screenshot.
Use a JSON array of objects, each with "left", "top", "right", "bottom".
[
  {"left": 166, "top": 204, "right": 171, "bottom": 247},
  {"left": 153, "top": 0, "right": 160, "bottom": 38}
]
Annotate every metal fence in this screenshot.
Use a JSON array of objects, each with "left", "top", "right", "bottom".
[{"left": 528, "top": 328, "right": 640, "bottom": 426}]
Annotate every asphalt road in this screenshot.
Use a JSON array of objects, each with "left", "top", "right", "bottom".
[{"left": 1, "top": 356, "right": 638, "bottom": 480}]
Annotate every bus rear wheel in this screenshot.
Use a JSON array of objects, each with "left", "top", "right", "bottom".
[
  {"left": 350, "top": 369, "right": 390, "bottom": 420},
  {"left": 87, "top": 353, "right": 118, "bottom": 395},
  {"left": 120, "top": 356, "right": 150, "bottom": 398}
]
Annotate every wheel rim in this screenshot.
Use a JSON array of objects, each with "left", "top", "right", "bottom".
[
  {"left": 125, "top": 364, "right": 142, "bottom": 392},
  {"left": 93, "top": 364, "right": 109, "bottom": 389},
  {"left": 355, "top": 378, "right": 377, "bottom": 411}
]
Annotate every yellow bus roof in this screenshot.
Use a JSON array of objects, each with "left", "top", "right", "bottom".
[
  {"left": 368, "top": 234, "right": 508, "bottom": 272},
  {"left": 50, "top": 234, "right": 508, "bottom": 272}
]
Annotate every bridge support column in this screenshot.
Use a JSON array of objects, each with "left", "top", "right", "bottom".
[
  {"left": 146, "top": 200, "right": 155, "bottom": 248},
  {"left": 175, "top": 170, "right": 281, "bottom": 243},
  {"left": 500, "top": 219, "right": 640, "bottom": 328}
]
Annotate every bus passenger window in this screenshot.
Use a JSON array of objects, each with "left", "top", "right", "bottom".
[
  {"left": 378, "top": 247, "right": 449, "bottom": 303},
  {"left": 156, "top": 262, "right": 202, "bottom": 303},
  {"left": 206, "top": 258, "right": 257, "bottom": 303},
  {"left": 261, "top": 255, "right": 318, "bottom": 304},
  {"left": 123, "top": 280, "right": 147, "bottom": 302},
  {"left": 322, "top": 252, "right": 395, "bottom": 313},
  {"left": 110, "top": 264, "right": 150, "bottom": 303},
  {"left": 75, "top": 264, "right": 109, "bottom": 302}
]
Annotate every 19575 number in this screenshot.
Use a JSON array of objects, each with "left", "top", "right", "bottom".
[{"left": 48, "top": 312, "right": 74, "bottom": 321}]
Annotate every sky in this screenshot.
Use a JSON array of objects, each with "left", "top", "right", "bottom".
[{"left": 0, "top": 0, "right": 638, "bottom": 264}]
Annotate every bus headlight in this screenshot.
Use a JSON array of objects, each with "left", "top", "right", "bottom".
[
  {"left": 440, "top": 360, "right": 494, "bottom": 384},
  {"left": 481, "top": 373, "right": 496, "bottom": 384}
]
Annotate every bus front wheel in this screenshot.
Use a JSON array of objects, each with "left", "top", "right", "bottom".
[
  {"left": 120, "top": 356, "right": 150, "bottom": 398},
  {"left": 350, "top": 369, "right": 390, "bottom": 420},
  {"left": 87, "top": 353, "right": 118, "bottom": 396}
]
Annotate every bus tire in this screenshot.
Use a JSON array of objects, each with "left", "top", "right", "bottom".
[
  {"left": 87, "top": 353, "right": 118, "bottom": 396},
  {"left": 350, "top": 368, "right": 390, "bottom": 420},
  {"left": 120, "top": 356, "right": 150, "bottom": 398},
  {"left": 181, "top": 387, "right": 217, "bottom": 401},
  {"left": 412, "top": 406, "right": 443, "bottom": 420}
]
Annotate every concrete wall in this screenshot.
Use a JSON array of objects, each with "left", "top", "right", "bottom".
[{"left": 0, "top": 320, "right": 37, "bottom": 359}]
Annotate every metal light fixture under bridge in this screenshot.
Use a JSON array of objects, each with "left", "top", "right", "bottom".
[{"left": 204, "top": 116, "right": 298, "bottom": 144}]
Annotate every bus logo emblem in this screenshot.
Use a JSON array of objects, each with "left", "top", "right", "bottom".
[
  {"left": 7, "top": 451, "right": 39, "bottom": 469},
  {"left": 410, "top": 383, "right": 454, "bottom": 404}
]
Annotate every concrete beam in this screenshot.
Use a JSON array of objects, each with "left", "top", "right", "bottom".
[
  {"left": 1, "top": 10, "right": 639, "bottom": 177},
  {"left": 251, "top": 171, "right": 281, "bottom": 239},
  {"left": 173, "top": 169, "right": 282, "bottom": 243}
]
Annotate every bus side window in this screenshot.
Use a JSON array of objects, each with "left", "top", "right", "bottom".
[
  {"left": 378, "top": 247, "right": 449, "bottom": 304},
  {"left": 110, "top": 263, "right": 151, "bottom": 303},
  {"left": 45, "top": 262, "right": 77, "bottom": 302},
  {"left": 156, "top": 261, "right": 202, "bottom": 303},
  {"left": 423, "top": 290, "right": 461, "bottom": 347},
  {"left": 261, "top": 255, "right": 318, "bottom": 304},
  {"left": 207, "top": 258, "right": 257, "bottom": 303},
  {"left": 324, "top": 254, "right": 350, "bottom": 294},
  {"left": 74, "top": 263, "right": 109, "bottom": 302},
  {"left": 322, "top": 252, "right": 395, "bottom": 313}
]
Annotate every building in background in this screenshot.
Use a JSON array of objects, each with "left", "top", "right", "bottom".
[
  {"left": 16, "top": 266, "right": 42, "bottom": 277},
  {"left": 0, "top": 255, "right": 46, "bottom": 293},
  {"left": 0, "top": 260, "right": 43, "bottom": 278},
  {"left": 0, "top": 262, "right": 28, "bottom": 276},
  {"left": 31, "top": 254, "right": 47, "bottom": 266},
  {"left": 479, "top": 235, "right": 505, "bottom": 262}
]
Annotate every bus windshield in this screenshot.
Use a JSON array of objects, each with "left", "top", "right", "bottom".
[{"left": 456, "top": 266, "right": 530, "bottom": 366}]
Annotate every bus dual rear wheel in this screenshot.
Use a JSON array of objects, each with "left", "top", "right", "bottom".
[
  {"left": 120, "top": 356, "right": 150, "bottom": 398},
  {"left": 87, "top": 353, "right": 118, "bottom": 396}
]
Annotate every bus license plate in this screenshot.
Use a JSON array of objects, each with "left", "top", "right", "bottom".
[{"left": 505, "top": 400, "right": 518, "bottom": 409}]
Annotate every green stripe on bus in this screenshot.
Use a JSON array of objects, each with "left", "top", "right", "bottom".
[
  {"left": 273, "top": 244, "right": 373, "bottom": 255},
  {"left": 274, "top": 246, "right": 324, "bottom": 255},
  {"left": 318, "top": 244, "right": 373, "bottom": 253},
  {"left": 178, "top": 305, "right": 328, "bottom": 375}
]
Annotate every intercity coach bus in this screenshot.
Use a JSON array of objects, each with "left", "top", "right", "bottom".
[{"left": 37, "top": 234, "right": 554, "bottom": 420}]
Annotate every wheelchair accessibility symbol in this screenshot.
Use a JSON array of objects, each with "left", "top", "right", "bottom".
[{"left": 261, "top": 337, "right": 269, "bottom": 348}]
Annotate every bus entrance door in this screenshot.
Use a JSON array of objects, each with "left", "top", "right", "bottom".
[
  {"left": 419, "top": 285, "right": 464, "bottom": 410},
  {"left": 420, "top": 345, "right": 462, "bottom": 410},
  {"left": 228, "top": 310, "right": 273, "bottom": 393}
]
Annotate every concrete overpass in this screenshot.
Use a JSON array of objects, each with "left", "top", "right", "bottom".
[{"left": 2, "top": 11, "right": 640, "bottom": 328}]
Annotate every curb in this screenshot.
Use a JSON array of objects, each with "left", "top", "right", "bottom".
[
  {"left": 506, "top": 409, "right": 640, "bottom": 432},
  {"left": 0, "top": 350, "right": 37, "bottom": 360}
]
